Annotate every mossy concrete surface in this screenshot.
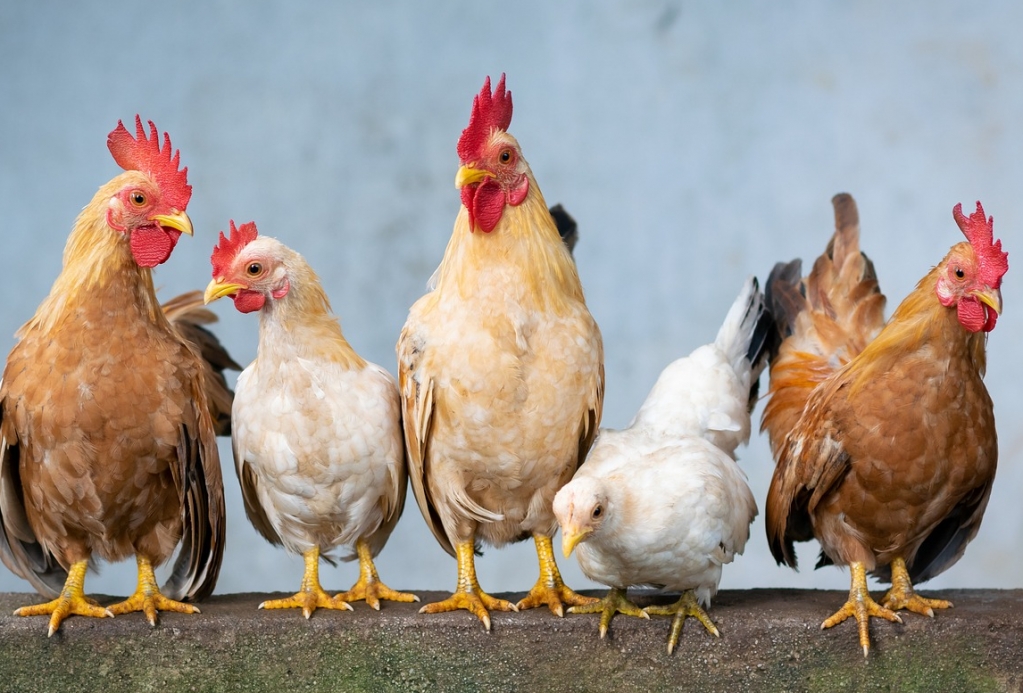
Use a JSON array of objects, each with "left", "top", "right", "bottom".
[{"left": 0, "top": 589, "right": 1020, "bottom": 693}]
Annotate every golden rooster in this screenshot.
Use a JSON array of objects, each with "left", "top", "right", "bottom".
[
  {"left": 0, "top": 117, "right": 228, "bottom": 635},
  {"left": 397, "top": 75, "right": 604, "bottom": 629},
  {"left": 205, "top": 222, "right": 416, "bottom": 618},
  {"left": 761, "top": 193, "right": 1007, "bottom": 656}
]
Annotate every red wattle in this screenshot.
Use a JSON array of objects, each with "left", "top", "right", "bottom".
[
  {"left": 472, "top": 179, "right": 505, "bottom": 233},
  {"left": 130, "top": 226, "right": 181, "bottom": 268},
  {"left": 232, "top": 289, "right": 266, "bottom": 314},
  {"left": 957, "top": 298, "right": 988, "bottom": 333}
]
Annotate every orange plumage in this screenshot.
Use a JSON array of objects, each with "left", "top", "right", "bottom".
[
  {"left": 761, "top": 193, "right": 1007, "bottom": 656},
  {"left": 0, "top": 117, "right": 233, "bottom": 636}
]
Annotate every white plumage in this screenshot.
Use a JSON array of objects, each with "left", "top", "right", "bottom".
[
  {"left": 553, "top": 277, "right": 765, "bottom": 652},
  {"left": 206, "top": 229, "right": 414, "bottom": 617}
]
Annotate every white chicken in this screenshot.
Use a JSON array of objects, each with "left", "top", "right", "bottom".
[
  {"left": 204, "top": 221, "right": 416, "bottom": 617},
  {"left": 553, "top": 277, "right": 767, "bottom": 653}
]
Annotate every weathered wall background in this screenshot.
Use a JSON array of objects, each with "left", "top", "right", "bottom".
[{"left": 0, "top": 2, "right": 1020, "bottom": 601}]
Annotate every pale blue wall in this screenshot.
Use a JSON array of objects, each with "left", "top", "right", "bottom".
[{"left": 1, "top": 1, "right": 1020, "bottom": 599}]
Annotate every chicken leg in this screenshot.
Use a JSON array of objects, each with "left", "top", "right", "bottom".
[
  {"left": 419, "top": 540, "right": 517, "bottom": 630},
  {"left": 643, "top": 589, "right": 719, "bottom": 654},
  {"left": 13, "top": 559, "right": 114, "bottom": 636},
  {"left": 882, "top": 556, "right": 953, "bottom": 617},
  {"left": 107, "top": 555, "right": 202, "bottom": 625},
  {"left": 334, "top": 538, "right": 419, "bottom": 610},
  {"left": 517, "top": 534, "right": 598, "bottom": 615},
  {"left": 258, "top": 546, "right": 353, "bottom": 619},
  {"left": 821, "top": 561, "right": 901, "bottom": 656},
  {"left": 567, "top": 586, "right": 648, "bottom": 638}
]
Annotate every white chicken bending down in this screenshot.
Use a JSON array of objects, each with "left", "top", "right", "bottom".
[
  {"left": 205, "top": 221, "right": 416, "bottom": 618},
  {"left": 553, "top": 277, "right": 767, "bottom": 653}
]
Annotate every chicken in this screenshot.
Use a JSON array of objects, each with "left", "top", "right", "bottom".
[
  {"left": 397, "top": 75, "right": 604, "bottom": 629},
  {"left": 761, "top": 193, "right": 1008, "bottom": 656},
  {"left": 0, "top": 117, "right": 227, "bottom": 635},
  {"left": 204, "top": 221, "right": 415, "bottom": 617},
  {"left": 554, "top": 277, "right": 766, "bottom": 653}
]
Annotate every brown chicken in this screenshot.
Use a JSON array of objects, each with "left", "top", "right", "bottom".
[
  {"left": 397, "top": 75, "right": 604, "bottom": 629},
  {"left": 761, "top": 193, "right": 1007, "bottom": 656},
  {"left": 0, "top": 117, "right": 229, "bottom": 635}
]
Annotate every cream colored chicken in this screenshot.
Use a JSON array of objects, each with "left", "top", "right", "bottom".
[
  {"left": 205, "top": 222, "right": 415, "bottom": 617},
  {"left": 398, "top": 75, "right": 604, "bottom": 629},
  {"left": 554, "top": 278, "right": 766, "bottom": 653}
]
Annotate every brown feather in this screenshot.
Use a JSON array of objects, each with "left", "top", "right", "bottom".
[
  {"left": 762, "top": 193, "right": 998, "bottom": 586},
  {"left": 0, "top": 173, "right": 225, "bottom": 601},
  {"left": 162, "top": 290, "right": 241, "bottom": 437}
]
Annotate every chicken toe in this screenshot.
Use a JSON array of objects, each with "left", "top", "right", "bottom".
[
  {"left": 418, "top": 541, "right": 516, "bottom": 630},
  {"left": 821, "top": 562, "right": 901, "bottom": 657},
  {"left": 257, "top": 547, "right": 352, "bottom": 619},
  {"left": 13, "top": 560, "right": 114, "bottom": 636},
  {"left": 107, "top": 556, "right": 201, "bottom": 626},
  {"left": 516, "top": 534, "right": 598, "bottom": 616},
  {"left": 334, "top": 539, "right": 418, "bottom": 610},
  {"left": 644, "top": 590, "right": 719, "bottom": 654},
  {"left": 882, "top": 557, "right": 953, "bottom": 618},
  {"left": 567, "top": 586, "right": 647, "bottom": 639}
]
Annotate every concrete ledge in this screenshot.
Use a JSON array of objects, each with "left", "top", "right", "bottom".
[{"left": 0, "top": 589, "right": 1021, "bottom": 692}]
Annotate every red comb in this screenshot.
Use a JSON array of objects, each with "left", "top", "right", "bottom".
[
  {"left": 107, "top": 116, "right": 191, "bottom": 211},
  {"left": 953, "top": 201, "right": 1009, "bottom": 289},
  {"left": 211, "top": 220, "right": 259, "bottom": 279},
  {"left": 457, "top": 74, "right": 513, "bottom": 163}
]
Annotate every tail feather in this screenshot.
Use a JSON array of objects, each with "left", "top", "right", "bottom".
[
  {"left": 548, "top": 203, "right": 578, "bottom": 256},
  {"left": 163, "top": 291, "right": 242, "bottom": 437},
  {"left": 713, "top": 276, "right": 770, "bottom": 413},
  {"left": 760, "top": 193, "right": 887, "bottom": 457},
  {"left": 714, "top": 276, "right": 765, "bottom": 372}
]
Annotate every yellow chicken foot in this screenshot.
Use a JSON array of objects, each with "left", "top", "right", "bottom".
[
  {"left": 516, "top": 534, "right": 598, "bottom": 616},
  {"left": 14, "top": 559, "right": 114, "bottom": 636},
  {"left": 567, "top": 586, "right": 648, "bottom": 639},
  {"left": 882, "top": 556, "right": 953, "bottom": 617},
  {"left": 821, "top": 561, "right": 901, "bottom": 657},
  {"left": 259, "top": 546, "right": 353, "bottom": 619},
  {"left": 643, "top": 590, "right": 718, "bottom": 654},
  {"left": 107, "top": 555, "right": 201, "bottom": 626},
  {"left": 334, "top": 539, "right": 419, "bottom": 610},
  {"left": 419, "top": 540, "right": 517, "bottom": 631}
]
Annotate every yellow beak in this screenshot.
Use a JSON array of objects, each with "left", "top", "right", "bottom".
[
  {"left": 455, "top": 164, "right": 494, "bottom": 189},
  {"left": 970, "top": 287, "right": 1003, "bottom": 315},
  {"left": 150, "top": 210, "right": 194, "bottom": 236},
  {"left": 561, "top": 526, "right": 592, "bottom": 558},
  {"left": 204, "top": 279, "right": 246, "bottom": 305}
]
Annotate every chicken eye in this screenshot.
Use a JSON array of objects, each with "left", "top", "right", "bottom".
[
  {"left": 592, "top": 505, "right": 603, "bottom": 519},
  {"left": 499, "top": 149, "right": 513, "bottom": 164},
  {"left": 954, "top": 267, "right": 965, "bottom": 280},
  {"left": 130, "top": 191, "right": 147, "bottom": 207},
  {"left": 246, "top": 263, "right": 262, "bottom": 276}
]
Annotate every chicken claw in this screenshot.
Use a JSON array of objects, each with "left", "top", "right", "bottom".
[
  {"left": 419, "top": 541, "right": 516, "bottom": 630},
  {"left": 334, "top": 539, "right": 419, "bottom": 610},
  {"left": 821, "top": 561, "right": 901, "bottom": 657},
  {"left": 643, "top": 590, "right": 719, "bottom": 654},
  {"left": 516, "top": 534, "right": 598, "bottom": 616},
  {"left": 258, "top": 547, "right": 352, "bottom": 619},
  {"left": 13, "top": 560, "right": 114, "bottom": 636},
  {"left": 107, "top": 556, "right": 200, "bottom": 626},
  {"left": 882, "top": 556, "right": 953, "bottom": 617},
  {"left": 567, "top": 586, "right": 648, "bottom": 639}
]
